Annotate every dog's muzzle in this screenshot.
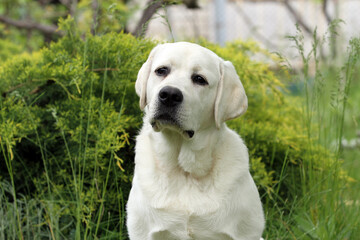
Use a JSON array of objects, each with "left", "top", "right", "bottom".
[{"left": 151, "top": 86, "right": 194, "bottom": 139}]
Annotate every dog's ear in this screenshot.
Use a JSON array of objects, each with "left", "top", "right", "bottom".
[
  {"left": 214, "top": 60, "right": 248, "bottom": 128},
  {"left": 135, "top": 45, "right": 160, "bottom": 110}
]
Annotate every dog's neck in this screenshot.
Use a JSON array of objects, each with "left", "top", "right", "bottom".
[{"left": 149, "top": 124, "right": 222, "bottom": 178}]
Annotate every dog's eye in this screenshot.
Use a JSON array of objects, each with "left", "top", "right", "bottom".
[
  {"left": 155, "top": 67, "right": 170, "bottom": 77},
  {"left": 192, "top": 74, "right": 208, "bottom": 86}
]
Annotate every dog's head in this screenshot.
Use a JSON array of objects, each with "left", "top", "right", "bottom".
[{"left": 135, "top": 42, "right": 247, "bottom": 139}]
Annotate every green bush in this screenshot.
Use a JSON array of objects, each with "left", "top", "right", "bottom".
[
  {"left": 0, "top": 38, "right": 25, "bottom": 63},
  {"left": 203, "top": 42, "right": 342, "bottom": 199},
  {"left": 0, "top": 18, "right": 344, "bottom": 239},
  {"left": 0, "top": 18, "right": 155, "bottom": 238}
]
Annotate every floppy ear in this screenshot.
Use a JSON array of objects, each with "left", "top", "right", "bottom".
[
  {"left": 135, "top": 45, "right": 160, "bottom": 110},
  {"left": 214, "top": 60, "right": 248, "bottom": 128}
]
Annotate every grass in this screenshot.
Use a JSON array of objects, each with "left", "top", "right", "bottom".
[
  {"left": 262, "top": 24, "right": 360, "bottom": 239},
  {"left": 1, "top": 21, "right": 360, "bottom": 239}
]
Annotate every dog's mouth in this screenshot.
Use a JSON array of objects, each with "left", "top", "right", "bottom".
[
  {"left": 151, "top": 114, "right": 194, "bottom": 139},
  {"left": 153, "top": 113, "right": 177, "bottom": 126}
]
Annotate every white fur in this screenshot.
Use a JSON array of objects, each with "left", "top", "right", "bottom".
[{"left": 127, "top": 42, "right": 265, "bottom": 240}]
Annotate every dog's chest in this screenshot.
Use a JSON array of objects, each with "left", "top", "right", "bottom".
[
  {"left": 143, "top": 172, "right": 236, "bottom": 239},
  {"left": 149, "top": 206, "right": 233, "bottom": 240},
  {"left": 142, "top": 168, "right": 226, "bottom": 214}
]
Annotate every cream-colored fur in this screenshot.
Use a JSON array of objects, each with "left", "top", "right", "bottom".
[{"left": 127, "top": 42, "right": 264, "bottom": 240}]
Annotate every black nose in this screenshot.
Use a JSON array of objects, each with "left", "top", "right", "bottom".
[{"left": 158, "top": 86, "right": 183, "bottom": 107}]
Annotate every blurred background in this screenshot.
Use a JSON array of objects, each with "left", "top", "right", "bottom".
[
  {"left": 1, "top": 0, "right": 359, "bottom": 61},
  {"left": 140, "top": 0, "right": 359, "bottom": 56}
]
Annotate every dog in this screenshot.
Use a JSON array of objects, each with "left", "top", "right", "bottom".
[{"left": 126, "top": 42, "right": 265, "bottom": 240}]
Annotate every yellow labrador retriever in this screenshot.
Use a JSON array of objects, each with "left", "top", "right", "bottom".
[{"left": 127, "top": 42, "right": 265, "bottom": 240}]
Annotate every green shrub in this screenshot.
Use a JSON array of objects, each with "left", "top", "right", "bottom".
[
  {"left": 202, "top": 42, "right": 339, "bottom": 199},
  {"left": 0, "top": 38, "right": 25, "bottom": 63},
  {"left": 0, "top": 18, "right": 155, "bottom": 238},
  {"left": 0, "top": 18, "right": 346, "bottom": 239}
]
